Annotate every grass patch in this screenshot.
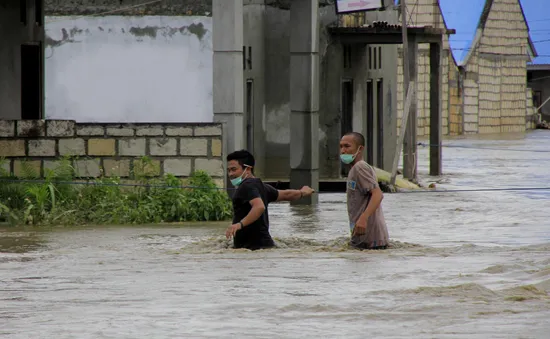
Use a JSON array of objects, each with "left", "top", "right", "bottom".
[{"left": 0, "top": 156, "right": 232, "bottom": 226}]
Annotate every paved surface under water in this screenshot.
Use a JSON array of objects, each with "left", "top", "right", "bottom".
[{"left": 1, "top": 130, "right": 550, "bottom": 338}]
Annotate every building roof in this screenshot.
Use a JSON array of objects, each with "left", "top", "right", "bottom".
[
  {"left": 394, "top": 1, "right": 547, "bottom": 65},
  {"left": 527, "top": 64, "right": 550, "bottom": 71},
  {"left": 519, "top": 0, "right": 548, "bottom": 64},
  {"left": 437, "top": 0, "right": 546, "bottom": 65}
]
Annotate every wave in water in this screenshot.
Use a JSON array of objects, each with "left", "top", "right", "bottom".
[
  {"left": 479, "top": 264, "right": 527, "bottom": 274},
  {"left": 159, "top": 234, "right": 550, "bottom": 255},
  {"left": 169, "top": 236, "right": 423, "bottom": 254},
  {"left": 0, "top": 233, "right": 47, "bottom": 254},
  {"left": 388, "top": 279, "right": 550, "bottom": 303}
]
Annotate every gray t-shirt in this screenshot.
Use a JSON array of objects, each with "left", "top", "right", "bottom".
[{"left": 346, "top": 160, "right": 389, "bottom": 249}]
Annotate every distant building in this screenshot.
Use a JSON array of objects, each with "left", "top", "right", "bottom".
[
  {"left": 398, "top": 0, "right": 539, "bottom": 135},
  {"left": 0, "top": 0, "right": 45, "bottom": 120},
  {"left": 527, "top": 64, "right": 550, "bottom": 122},
  {"left": 36, "top": 0, "right": 545, "bottom": 183}
]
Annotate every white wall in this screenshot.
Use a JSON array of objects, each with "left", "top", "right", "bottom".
[{"left": 45, "top": 16, "right": 213, "bottom": 123}]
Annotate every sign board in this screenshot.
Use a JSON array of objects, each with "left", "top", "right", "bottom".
[{"left": 335, "top": 0, "right": 384, "bottom": 14}]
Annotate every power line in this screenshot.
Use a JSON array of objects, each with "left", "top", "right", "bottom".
[
  {"left": 1, "top": 178, "right": 550, "bottom": 196},
  {"left": 453, "top": 30, "right": 550, "bottom": 35},
  {"left": 417, "top": 143, "right": 550, "bottom": 153},
  {"left": 397, "top": 187, "right": 550, "bottom": 194},
  {"left": 0, "top": 178, "right": 234, "bottom": 191},
  {"left": 449, "top": 38, "right": 550, "bottom": 51}
]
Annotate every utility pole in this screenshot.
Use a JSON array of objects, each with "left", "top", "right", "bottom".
[
  {"left": 400, "top": 0, "right": 410, "bottom": 91},
  {"left": 390, "top": 0, "right": 415, "bottom": 186}
]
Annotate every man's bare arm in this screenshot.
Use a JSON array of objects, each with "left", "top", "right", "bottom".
[
  {"left": 276, "top": 186, "right": 315, "bottom": 202},
  {"left": 276, "top": 189, "right": 302, "bottom": 201},
  {"left": 358, "top": 187, "right": 383, "bottom": 222},
  {"left": 353, "top": 165, "right": 384, "bottom": 236},
  {"left": 240, "top": 197, "right": 265, "bottom": 226}
]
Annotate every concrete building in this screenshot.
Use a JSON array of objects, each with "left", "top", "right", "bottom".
[
  {"left": 402, "top": 0, "right": 540, "bottom": 135},
  {"left": 395, "top": 0, "right": 456, "bottom": 136},
  {"left": 0, "top": 0, "right": 45, "bottom": 120},
  {"left": 528, "top": 64, "right": 550, "bottom": 122},
  {"left": 330, "top": 2, "right": 449, "bottom": 181},
  {"left": 320, "top": 2, "right": 401, "bottom": 178},
  {"left": 40, "top": 1, "right": 546, "bottom": 165},
  {"left": 43, "top": 0, "right": 445, "bottom": 190},
  {"left": 523, "top": 0, "right": 550, "bottom": 123},
  {"left": 229, "top": 0, "right": 446, "bottom": 186},
  {"left": 454, "top": 0, "right": 537, "bottom": 134}
]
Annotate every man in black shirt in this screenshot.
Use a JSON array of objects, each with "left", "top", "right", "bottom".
[{"left": 225, "top": 150, "right": 315, "bottom": 250}]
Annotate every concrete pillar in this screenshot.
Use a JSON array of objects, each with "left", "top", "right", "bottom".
[
  {"left": 212, "top": 0, "right": 244, "bottom": 156},
  {"left": 289, "top": 0, "right": 319, "bottom": 205},
  {"left": 243, "top": 0, "right": 266, "bottom": 178}
]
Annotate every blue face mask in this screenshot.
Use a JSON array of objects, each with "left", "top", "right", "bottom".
[
  {"left": 230, "top": 166, "right": 250, "bottom": 187},
  {"left": 340, "top": 148, "right": 362, "bottom": 165}
]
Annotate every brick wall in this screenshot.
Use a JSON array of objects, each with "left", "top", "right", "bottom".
[
  {"left": 448, "top": 62, "right": 463, "bottom": 135},
  {"left": 395, "top": 0, "right": 535, "bottom": 136},
  {"left": 477, "top": 55, "right": 502, "bottom": 134},
  {"left": 461, "top": 0, "right": 531, "bottom": 134},
  {"left": 526, "top": 88, "right": 538, "bottom": 130},
  {"left": 461, "top": 59, "right": 480, "bottom": 134},
  {"left": 397, "top": 47, "right": 452, "bottom": 137},
  {"left": 0, "top": 120, "right": 225, "bottom": 187}
]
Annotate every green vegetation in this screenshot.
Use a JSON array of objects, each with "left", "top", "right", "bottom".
[{"left": 0, "top": 157, "right": 232, "bottom": 226}]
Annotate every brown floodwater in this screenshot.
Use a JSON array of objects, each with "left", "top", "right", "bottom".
[{"left": 1, "top": 130, "right": 550, "bottom": 338}]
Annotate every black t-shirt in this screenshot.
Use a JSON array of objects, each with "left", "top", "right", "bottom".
[{"left": 231, "top": 178, "right": 279, "bottom": 250}]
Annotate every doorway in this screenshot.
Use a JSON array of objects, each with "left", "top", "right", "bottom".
[
  {"left": 21, "top": 43, "right": 43, "bottom": 120},
  {"left": 366, "top": 80, "right": 374, "bottom": 165},
  {"left": 341, "top": 79, "right": 354, "bottom": 176},
  {"left": 245, "top": 79, "right": 254, "bottom": 153},
  {"left": 376, "top": 79, "right": 384, "bottom": 168}
]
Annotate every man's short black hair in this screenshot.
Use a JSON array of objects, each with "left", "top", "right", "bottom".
[
  {"left": 227, "top": 149, "right": 255, "bottom": 172},
  {"left": 344, "top": 132, "right": 365, "bottom": 147}
]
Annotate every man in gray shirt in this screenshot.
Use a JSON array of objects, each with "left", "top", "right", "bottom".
[{"left": 339, "top": 132, "right": 389, "bottom": 250}]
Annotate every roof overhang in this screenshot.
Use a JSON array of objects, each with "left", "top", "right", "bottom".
[
  {"left": 527, "top": 64, "right": 550, "bottom": 71},
  {"left": 328, "top": 26, "right": 455, "bottom": 45},
  {"left": 527, "top": 37, "right": 538, "bottom": 59}
]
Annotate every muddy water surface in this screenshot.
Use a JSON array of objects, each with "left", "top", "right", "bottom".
[{"left": 1, "top": 131, "right": 550, "bottom": 338}]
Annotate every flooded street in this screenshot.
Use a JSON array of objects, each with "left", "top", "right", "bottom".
[{"left": 2, "top": 131, "right": 550, "bottom": 338}]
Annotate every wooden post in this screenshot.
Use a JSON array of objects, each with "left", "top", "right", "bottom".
[
  {"left": 391, "top": 0, "right": 414, "bottom": 183},
  {"left": 536, "top": 95, "right": 550, "bottom": 112},
  {"left": 390, "top": 82, "right": 415, "bottom": 186},
  {"left": 403, "top": 37, "right": 418, "bottom": 180},
  {"left": 429, "top": 42, "right": 442, "bottom": 176},
  {"left": 400, "top": 0, "right": 410, "bottom": 103}
]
